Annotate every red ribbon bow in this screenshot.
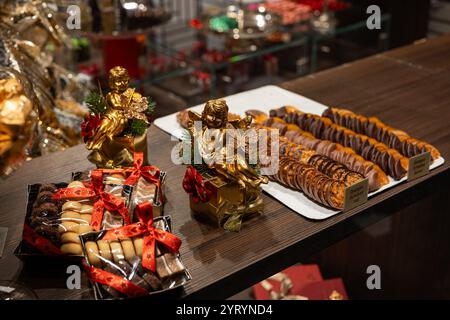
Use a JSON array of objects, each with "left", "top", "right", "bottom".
[
  {"left": 53, "top": 171, "right": 130, "bottom": 231},
  {"left": 123, "top": 152, "right": 163, "bottom": 203},
  {"left": 102, "top": 202, "right": 181, "bottom": 272},
  {"left": 182, "top": 166, "right": 215, "bottom": 203},
  {"left": 124, "top": 152, "right": 161, "bottom": 187},
  {"left": 90, "top": 170, "right": 131, "bottom": 231}
]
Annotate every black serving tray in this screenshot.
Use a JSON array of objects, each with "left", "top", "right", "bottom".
[
  {"left": 15, "top": 179, "right": 133, "bottom": 263},
  {"left": 14, "top": 183, "right": 83, "bottom": 263}
]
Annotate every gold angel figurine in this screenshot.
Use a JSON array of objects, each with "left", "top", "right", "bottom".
[
  {"left": 84, "top": 66, "right": 153, "bottom": 168},
  {"left": 188, "top": 99, "right": 268, "bottom": 206},
  {"left": 87, "top": 66, "right": 148, "bottom": 151}
]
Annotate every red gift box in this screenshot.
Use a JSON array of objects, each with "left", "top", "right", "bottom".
[
  {"left": 253, "top": 264, "right": 348, "bottom": 300},
  {"left": 300, "top": 278, "right": 348, "bottom": 300}
]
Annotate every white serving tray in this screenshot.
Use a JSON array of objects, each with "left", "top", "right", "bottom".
[{"left": 154, "top": 85, "right": 445, "bottom": 220}]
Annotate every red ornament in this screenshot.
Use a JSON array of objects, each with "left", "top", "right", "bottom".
[{"left": 190, "top": 18, "right": 204, "bottom": 30}]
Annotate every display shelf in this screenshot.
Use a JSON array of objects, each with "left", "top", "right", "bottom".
[
  {"left": 142, "top": 8, "right": 391, "bottom": 100},
  {"left": 309, "top": 13, "right": 391, "bottom": 72}
]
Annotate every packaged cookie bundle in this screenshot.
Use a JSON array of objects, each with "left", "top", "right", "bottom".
[
  {"left": 119, "top": 152, "right": 165, "bottom": 217},
  {"left": 78, "top": 152, "right": 165, "bottom": 218},
  {"left": 18, "top": 170, "right": 133, "bottom": 258},
  {"left": 71, "top": 169, "right": 134, "bottom": 230},
  {"left": 56, "top": 170, "right": 132, "bottom": 233},
  {"left": 80, "top": 203, "right": 190, "bottom": 299},
  {"left": 20, "top": 180, "right": 96, "bottom": 257},
  {"left": 21, "top": 183, "right": 66, "bottom": 256}
]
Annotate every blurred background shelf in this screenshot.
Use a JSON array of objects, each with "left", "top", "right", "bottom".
[{"left": 64, "top": 0, "right": 438, "bottom": 118}]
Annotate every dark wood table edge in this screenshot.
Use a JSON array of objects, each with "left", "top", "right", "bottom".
[{"left": 181, "top": 167, "right": 449, "bottom": 299}]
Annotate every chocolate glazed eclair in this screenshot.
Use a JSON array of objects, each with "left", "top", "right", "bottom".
[
  {"left": 322, "top": 107, "right": 441, "bottom": 161},
  {"left": 249, "top": 113, "right": 389, "bottom": 192},
  {"left": 270, "top": 107, "right": 408, "bottom": 180}
]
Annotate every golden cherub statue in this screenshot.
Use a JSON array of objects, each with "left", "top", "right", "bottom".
[
  {"left": 188, "top": 99, "right": 268, "bottom": 213},
  {"left": 87, "top": 66, "right": 148, "bottom": 152},
  {"left": 84, "top": 66, "right": 152, "bottom": 168}
]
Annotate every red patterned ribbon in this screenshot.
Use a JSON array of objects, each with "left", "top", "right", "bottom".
[
  {"left": 53, "top": 172, "right": 130, "bottom": 231},
  {"left": 90, "top": 170, "right": 130, "bottom": 231},
  {"left": 82, "top": 260, "right": 149, "bottom": 297},
  {"left": 182, "top": 166, "right": 215, "bottom": 203},
  {"left": 22, "top": 224, "right": 63, "bottom": 256},
  {"left": 123, "top": 152, "right": 163, "bottom": 201},
  {"left": 123, "top": 152, "right": 160, "bottom": 186},
  {"left": 102, "top": 202, "right": 181, "bottom": 272},
  {"left": 52, "top": 187, "right": 96, "bottom": 199}
]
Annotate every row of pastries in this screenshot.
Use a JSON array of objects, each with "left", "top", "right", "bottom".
[{"left": 176, "top": 103, "right": 440, "bottom": 210}]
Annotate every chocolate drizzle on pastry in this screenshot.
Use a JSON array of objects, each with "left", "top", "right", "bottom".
[
  {"left": 248, "top": 112, "right": 389, "bottom": 192},
  {"left": 270, "top": 106, "right": 409, "bottom": 180},
  {"left": 322, "top": 107, "right": 441, "bottom": 160},
  {"left": 276, "top": 135, "right": 365, "bottom": 187},
  {"left": 271, "top": 157, "right": 346, "bottom": 209}
]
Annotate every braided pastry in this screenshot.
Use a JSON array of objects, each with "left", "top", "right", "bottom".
[
  {"left": 322, "top": 107, "right": 441, "bottom": 160},
  {"left": 270, "top": 106, "right": 409, "bottom": 180}
]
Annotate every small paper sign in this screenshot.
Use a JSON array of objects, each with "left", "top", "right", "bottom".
[
  {"left": 0, "top": 286, "right": 15, "bottom": 294},
  {"left": 407, "top": 152, "right": 431, "bottom": 181},
  {"left": 344, "top": 178, "right": 369, "bottom": 211}
]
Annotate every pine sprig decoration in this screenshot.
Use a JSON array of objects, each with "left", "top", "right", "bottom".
[
  {"left": 145, "top": 97, "right": 156, "bottom": 116},
  {"left": 85, "top": 92, "right": 108, "bottom": 115},
  {"left": 124, "top": 119, "right": 148, "bottom": 136}
]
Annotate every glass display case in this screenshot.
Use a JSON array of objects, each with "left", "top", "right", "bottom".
[{"left": 138, "top": 0, "right": 391, "bottom": 102}]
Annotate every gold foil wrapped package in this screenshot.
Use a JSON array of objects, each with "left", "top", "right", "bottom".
[
  {"left": 87, "top": 133, "right": 148, "bottom": 169},
  {"left": 0, "top": 2, "right": 90, "bottom": 157},
  {"left": 0, "top": 0, "right": 71, "bottom": 50},
  {"left": 0, "top": 68, "right": 37, "bottom": 178}
]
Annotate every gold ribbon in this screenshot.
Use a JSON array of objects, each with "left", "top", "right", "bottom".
[{"left": 217, "top": 197, "right": 263, "bottom": 232}]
